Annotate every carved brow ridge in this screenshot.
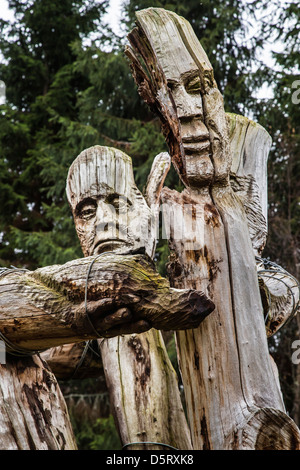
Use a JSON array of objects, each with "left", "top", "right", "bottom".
[
  {"left": 75, "top": 197, "right": 98, "bottom": 216},
  {"left": 167, "top": 70, "right": 200, "bottom": 87},
  {"left": 75, "top": 194, "right": 133, "bottom": 216}
]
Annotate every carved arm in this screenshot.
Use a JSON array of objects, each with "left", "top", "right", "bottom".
[{"left": 0, "top": 253, "right": 214, "bottom": 353}]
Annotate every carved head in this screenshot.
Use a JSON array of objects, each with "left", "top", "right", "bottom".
[
  {"left": 66, "top": 145, "right": 170, "bottom": 258},
  {"left": 127, "top": 8, "right": 230, "bottom": 189},
  {"left": 126, "top": 9, "right": 274, "bottom": 258}
]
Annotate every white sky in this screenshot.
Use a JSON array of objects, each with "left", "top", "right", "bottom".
[{"left": 0, "top": 0, "right": 13, "bottom": 21}]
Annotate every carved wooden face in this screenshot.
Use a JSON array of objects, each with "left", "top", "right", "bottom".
[
  {"left": 152, "top": 39, "right": 213, "bottom": 187},
  {"left": 66, "top": 146, "right": 155, "bottom": 257},
  {"left": 131, "top": 9, "right": 218, "bottom": 188},
  {"left": 166, "top": 68, "right": 214, "bottom": 188},
  {"left": 128, "top": 9, "right": 230, "bottom": 188}
]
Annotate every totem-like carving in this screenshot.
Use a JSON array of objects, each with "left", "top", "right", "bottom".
[
  {"left": 126, "top": 7, "right": 300, "bottom": 449},
  {"left": 65, "top": 144, "right": 210, "bottom": 449},
  {"left": 0, "top": 146, "right": 213, "bottom": 449}
]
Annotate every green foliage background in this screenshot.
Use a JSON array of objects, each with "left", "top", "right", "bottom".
[{"left": 0, "top": 0, "right": 299, "bottom": 448}]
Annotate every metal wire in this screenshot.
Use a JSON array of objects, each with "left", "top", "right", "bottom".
[
  {"left": 71, "top": 249, "right": 147, "bottom": 378},
  {"left": 70, "top": 340, "right": 102, "bottom": 379},
  {"left": 71, "top": 251, "right": 118, "bottom": 378},
  {"left": 0, "top": 252, "right": 128, "bottom": 365},
  {"left": 83, "top": 252, "right": 115, "bottom": 337}
]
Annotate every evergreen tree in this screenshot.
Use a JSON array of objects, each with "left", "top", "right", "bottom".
[
  {"left": 0, "top": 0, "right": 169, "bottom": 269},
  {"left": 0, "top": 0, "right": 110, "bottom": 268}
]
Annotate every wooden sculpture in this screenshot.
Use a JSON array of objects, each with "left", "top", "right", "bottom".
[
  {"left": 64, "top": 145, "right": 213, "bottom": 450},
  {"left": 0, "top": 146, "right": 214, "bottom": 450},
  {"left": 1, "top": 6, "right": 299, "bottom": 451},
  {"left": 0, "top": 143, "right": 213, "bottom": 450},
  {"left": 125, "top": 7, "right": 300, "bottom": 449}
]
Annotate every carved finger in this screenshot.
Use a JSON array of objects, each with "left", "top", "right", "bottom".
[
  {"left": 144, "top": 152, "right": 171, "bottom": 209},
  {"left": 95, "top": 307, "right": 133, "bottom": 332},
  {"left": 102, "top": 320, "right": 151, "bottom": 338}
]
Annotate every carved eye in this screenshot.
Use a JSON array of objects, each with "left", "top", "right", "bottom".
[
  {"left": 110, "top": 196, "right": 131, "bottom": 214},
  {"left": 185, "top": 75, "right": 201, "bottom": 94},
  {"left": 79, "top": 205, "right": 96, "bottom": 220}
]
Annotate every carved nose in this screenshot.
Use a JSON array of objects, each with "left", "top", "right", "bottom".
[
  {"left": 174, "top": 85, "right": 203, "bottom": 120},
  {"left": 95, "top": 203, "right": 117, "bottom": 234}
]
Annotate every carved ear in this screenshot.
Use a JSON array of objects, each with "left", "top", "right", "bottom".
[{"left": 144, "top": 152, "right": 171, "bottom": 211}]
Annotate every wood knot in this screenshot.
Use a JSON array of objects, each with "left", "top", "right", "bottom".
[{"left": 128, "top": 336, "right": 145, "bottom": 362}]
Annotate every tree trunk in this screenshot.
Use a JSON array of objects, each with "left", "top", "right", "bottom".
[
  {"left": 0, "top": 354, "right": 77, "bottom": 450},
  {"left": 126, "top": 7, "right": 300, "bottom": 449},
  {"left": 100, "top": 330, "right": 192, "bottom": 450},
  {"left": 161, "top": 162, "right": 300, "bottom": 449}
]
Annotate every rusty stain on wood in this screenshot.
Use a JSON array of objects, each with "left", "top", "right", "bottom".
[
  {"left": 204, "top": 203, "right": 221, "bottom": 227},
  {"left": 128, "top": 335, "right": 151, "bottom": 392}
]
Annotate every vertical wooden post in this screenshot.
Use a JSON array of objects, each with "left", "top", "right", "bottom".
[
  {"left": 126, "top": 8, "right": 300, "bottom": 449},
  {"left": 0, "top": 355, "right": 77, "bottom": 450}
]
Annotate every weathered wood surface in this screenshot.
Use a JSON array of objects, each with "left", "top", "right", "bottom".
[
  {"left": 100, "top": 330, "right": 192, "bottom": 450},
  {"left": 227, "top": 113, "right": 270, "bottom": 256},
  {"left": 66, "top": 146, "right": 170, "bottom": 260},
  {"left": 227, "top": 113, "right": 300, "bottom": 336},
  {"left": 63, "top": 147, "right": 198, "bottom": 450},
  {"left": 0, "top": 355, "right": 77, "bottom": 450},
  {"left": 127, "top": 7, "right": 300, "bottom": 450},
  {"left": 0, "top": 253, "right": 214, "bottom": 352},
  {"left": 41, "top": 341, "right": 103, "bottom": 380},
  {"left": 257, "top": 258, "right": 300, "bottom": 337}
]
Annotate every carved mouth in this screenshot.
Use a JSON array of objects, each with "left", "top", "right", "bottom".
[
  {"left": 182, "top": 133, "right": 210, "bottom": 143},
  {"left": 93, "top": 239, "right": 129, "bottom": 255},
  {"left": 182, "top": 139, "right": 211, "bottom": 155}
]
